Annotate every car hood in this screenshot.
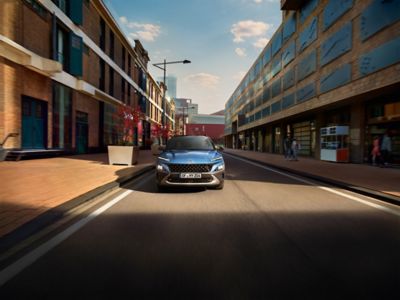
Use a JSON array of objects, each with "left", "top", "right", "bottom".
[{"left": 159, "top": 150, "right": 223, "bottom": 164}]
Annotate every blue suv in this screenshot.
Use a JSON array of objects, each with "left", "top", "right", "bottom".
[{"left": 156, "top": 136, "right": 225, "bottom": 190}]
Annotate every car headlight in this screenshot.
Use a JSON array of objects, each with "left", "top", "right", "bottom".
[
  {"left": 212, "top": 162, "right": 225, "bottom": 172},
  {"left": 157, "top": 163, "right": 169, "bottom": 172}
]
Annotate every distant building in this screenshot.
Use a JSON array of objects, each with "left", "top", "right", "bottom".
[
  {"left": 174, "top": 98, "right": 198, "bottom": 135},
  {"left": 0, "top": 0, "right": 172, "bottom": 155},
  {"left": 225, "top": 0, "right": 400, "bottom": 163},
  {"left": 186, "top": 114, "right": 225, "bottom": 144},
  {"left": 158, "top": 75, "right": 177, "bottom": 99}
]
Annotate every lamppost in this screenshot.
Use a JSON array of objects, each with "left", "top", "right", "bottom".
[{"left": 152, "top": 59, "right": 191, "bottom": 132}]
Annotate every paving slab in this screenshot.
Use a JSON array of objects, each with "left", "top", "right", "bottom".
[{"left": 0, "top": 151, "right": 156, "bottom": 239}]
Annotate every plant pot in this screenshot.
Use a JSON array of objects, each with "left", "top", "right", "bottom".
[{"left": 108, "top": 145, "right": 139, "bottom": 166}]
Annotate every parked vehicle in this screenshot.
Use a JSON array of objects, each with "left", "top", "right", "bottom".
[{"left": 156, "top": 136, "right": 225, "bottom": 190}]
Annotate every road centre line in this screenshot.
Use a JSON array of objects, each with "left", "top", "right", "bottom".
[
  {"left": 224, "top": 153, "right": 400, "bottom": 218},
  {"left": 0, "top": 190, "right": 133, "bottom": 287}
]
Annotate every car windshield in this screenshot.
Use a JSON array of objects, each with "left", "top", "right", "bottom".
[{"left": 166, "top": 136, "right": 215, "bottom": 151}]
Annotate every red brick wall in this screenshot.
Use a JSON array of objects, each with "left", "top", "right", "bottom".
[
  {"left": 186, "top": 124, "right": 225, "bottom": 141},
  {"left": 22, "top": 4, "right": 51, "bottom": 59}
]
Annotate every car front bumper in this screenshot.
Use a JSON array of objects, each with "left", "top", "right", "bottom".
[{"left": 156, "top": 168, "right": 225, "bottom": 187}]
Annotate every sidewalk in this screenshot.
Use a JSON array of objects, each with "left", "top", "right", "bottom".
[
  {"left": 225, "top": 149, "right": 400, "bottom": 202},
  {"left": 0, "top": 151, "right": 156, "bottom": 239}
]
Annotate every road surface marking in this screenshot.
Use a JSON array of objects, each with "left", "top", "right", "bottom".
[
  {"left": 225, "top": 153, "right": 400, "bottom": 218},
  {"left": 0, "top": 190, "right": 132, "bottom": 287}
]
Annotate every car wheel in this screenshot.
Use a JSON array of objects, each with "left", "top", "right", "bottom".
[
  {"left": 157, "top": 184, "right": 167, "bottom": 193},
  {"left": 215, "top": 181, "right": 224, "bottom": 190}
]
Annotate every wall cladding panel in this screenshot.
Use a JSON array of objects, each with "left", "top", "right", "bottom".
[
  {"left": 271, "top": 29, "right": 282, "bottom": 57},
  {"left": 297, "top": 49, "right": 316, "bottom": 82},
  {"left": 271, "top": 57, "right": 282, "bottom": 77},
  {"left": 359, "top": 37, "right": 400, "bottom": 76},
  {"left": 296, "top": 83, "right": 316, "bottom": 103},
  {"left": 299, "top": 0, "right": 319, "bottom": 24},
  {"left": 320, "top": 22, "right": 352, "bottom": 66},
  {"left": 271, "top": 79, "right": 282, "bottom": 98},
  {"left": 282, "top": 93, "right": 295, "bottom": 109},
  {"left": 323, "top": 0, "right": 353, "bottom": 31},
  {"left": 283, "top": 13, "right": 296, "bottom": 44},
  {"left": 283, "top": 68, "right": 295, "bottom": 90},
  {"left": 282, "top": 41, "right": 296, "bottom": 67},
  {"left": 262, "top": 86, "right": 270, "bottom": 103},
  {"left": 360, "top": 0, "right": 400, "bottom": 41},
  {"left": 263, "top": 46, "right": 272, "bottom": 66},
  {"left": 262, "top": 106, "right": 271, "bottom": 117},
  {"left": 320, "top": 63, "right": 351, "bottom": 94},
  {"left": 271, "top": 100, "right": 282, "bottom": 114},
  {"left": 299, "top": 17, "right": 318, "bottom": 53}
]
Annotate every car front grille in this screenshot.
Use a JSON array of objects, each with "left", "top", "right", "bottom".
[{"left": 168, "top": 164, "right": 213, "bottom": 173}]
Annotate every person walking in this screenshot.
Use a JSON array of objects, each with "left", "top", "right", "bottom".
[
  {"left": 291, "top": 138, "right": 300, "bottom": 161},
  {"left": 283, "top": 135, "right": 292, "bottom": 160},
  {"left": 380, "top": 132, "right": 392, "bottom": 166},
  {"left": 371, "top": 136, "right": 381, "bottom": 166}
]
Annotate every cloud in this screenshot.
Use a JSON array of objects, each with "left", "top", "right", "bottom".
[
  {"left": 233, "top": 71, "right": 247, "bottom": 81},
  {"left": 235, "top": 47, "right": 247, "bottom": 57},
  {"left": 254, "top": 0, "right": 262, "bottom": 3},
  {"left": 231, "top": 20, "right": 272, "bottom": 43},
  {"left": 185, "top": 73, "right": 220, "bottom": 89},
  {"left": 119, "top": 16, "right": 161, "bottom": 42},
  {"left": 253, "top": 37, "right": 270, "bottom": 49}
]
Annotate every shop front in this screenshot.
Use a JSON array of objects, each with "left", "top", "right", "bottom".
[{"left": 365, "top": 99, "right": 400, "bottom": 164}]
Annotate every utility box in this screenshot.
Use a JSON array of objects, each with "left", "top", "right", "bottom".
[{"left": 320, "top": 126, "right": 350, "bottom": 162}]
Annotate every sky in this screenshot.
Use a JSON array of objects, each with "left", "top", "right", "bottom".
[{"left": 104, "top": 0, "right": 282, "bottom": 114}]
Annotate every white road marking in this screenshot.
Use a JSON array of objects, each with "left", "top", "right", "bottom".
[
  {"left": 0, "top": 190, "right": 132, "bottom": 287},
  {"left": 225, "top": 153, "right": 400, "bottom": 218}
]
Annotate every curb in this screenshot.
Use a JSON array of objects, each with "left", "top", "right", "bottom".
[
  {"left": 0, "top": 165, "right": 155, "bottom": 254},
  {"left": 224, "top": 152, "right": 400, "bottom": 206}
]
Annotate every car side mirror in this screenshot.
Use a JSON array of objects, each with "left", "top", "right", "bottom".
[{"left": 216, "top": 145, "right": 224, "bottom": 152}]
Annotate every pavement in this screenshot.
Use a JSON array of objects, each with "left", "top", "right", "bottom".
[
  {"left": 0, "top": 147, "right": 399, "bottom": 253},
  {"left": 224, "top": 149, "right": 400, "bottom": 202},
  {"left": 0, "top": 150, "right": 156, "bottom": 243}
]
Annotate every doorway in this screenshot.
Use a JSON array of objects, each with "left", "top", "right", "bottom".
[
  {"left": 76, "top": 111, "right": 88, "bottom": 154},
  {"left": 21, "top": 96, "right": 47, "bottom": 149}
]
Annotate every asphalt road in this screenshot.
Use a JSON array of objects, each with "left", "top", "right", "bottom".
[{"left": 1, "top": 154, "right": 400, "bottom": 299}]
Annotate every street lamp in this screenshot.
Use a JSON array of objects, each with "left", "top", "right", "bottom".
[{"left": 152, "top": 59, "right": 191, "bottom": 133}]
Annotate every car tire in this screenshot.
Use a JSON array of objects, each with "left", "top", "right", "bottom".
[
  {"left": 214, "top": 181, "right": 224, "bottom": 190},
  {"left": 157, "top": 184, "right": 167, "bottom": 193}
]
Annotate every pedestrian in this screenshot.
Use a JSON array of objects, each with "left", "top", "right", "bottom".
[
  {"left": 283, "top": 134, "right": 292, "bottom": 160},
  {"left": 291, "top": 138, "right": 300, "bottom": 161},
  {"left": 380, "top": 132, "right": 392, "bottom": 166},
  {"left": 371, "top": 136, "right": 381, "bottom": 166}
]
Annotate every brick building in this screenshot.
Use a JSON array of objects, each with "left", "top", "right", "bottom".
[
  {"left": 224, "top": 0, "right": 400, "bottom": 163},
  {"left": 0, "top": 0, "right": 174, "bottom": 156}
]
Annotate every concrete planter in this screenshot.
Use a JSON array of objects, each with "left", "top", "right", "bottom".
[
  {"left": 108, "top": 145, "right": 139, "bottom": 166},
  {"left": 0, "top": 149, "right": 8, "bottom": 161}
]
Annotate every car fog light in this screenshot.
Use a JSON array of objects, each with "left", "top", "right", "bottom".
[{"left": 157, "top": 164, "right": 164, "bottom": 171}]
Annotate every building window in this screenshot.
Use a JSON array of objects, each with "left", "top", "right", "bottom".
[
  {"left": 121, "top": 79, "right": 125, "bottom": 103},
  {"left": 53, "top": 83, "right": 72, "bottom": 149},
  {"left": 24, "top": 0, "right": 48, "bottom": 18},
  {"left": 99, "top": 58, "right": 105, "bottom": 92},
  {"left": 109, "top": 30, "right": 115, "bottom": 60},
  {"left": 128, "top": 55, "right": 132, "bottom": 77},
  {"left": 100, "top": 18, "right": 106, "bottom": 51},
  {"left": 52, "top": 0, "right": 67, "bottom": 13},
  {"left": 109, "top": 67, "right": 114, "bottom": 97},
  {"left": 56, "top": 26, "right": 69, "bottom": 72},
  {"left": 122, "top": 47, "right": 126, "bottom": 71}
]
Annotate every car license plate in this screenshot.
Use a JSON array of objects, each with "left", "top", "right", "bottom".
[{"left": 180, "top": 173, "right": 202, "bottom": 179}]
